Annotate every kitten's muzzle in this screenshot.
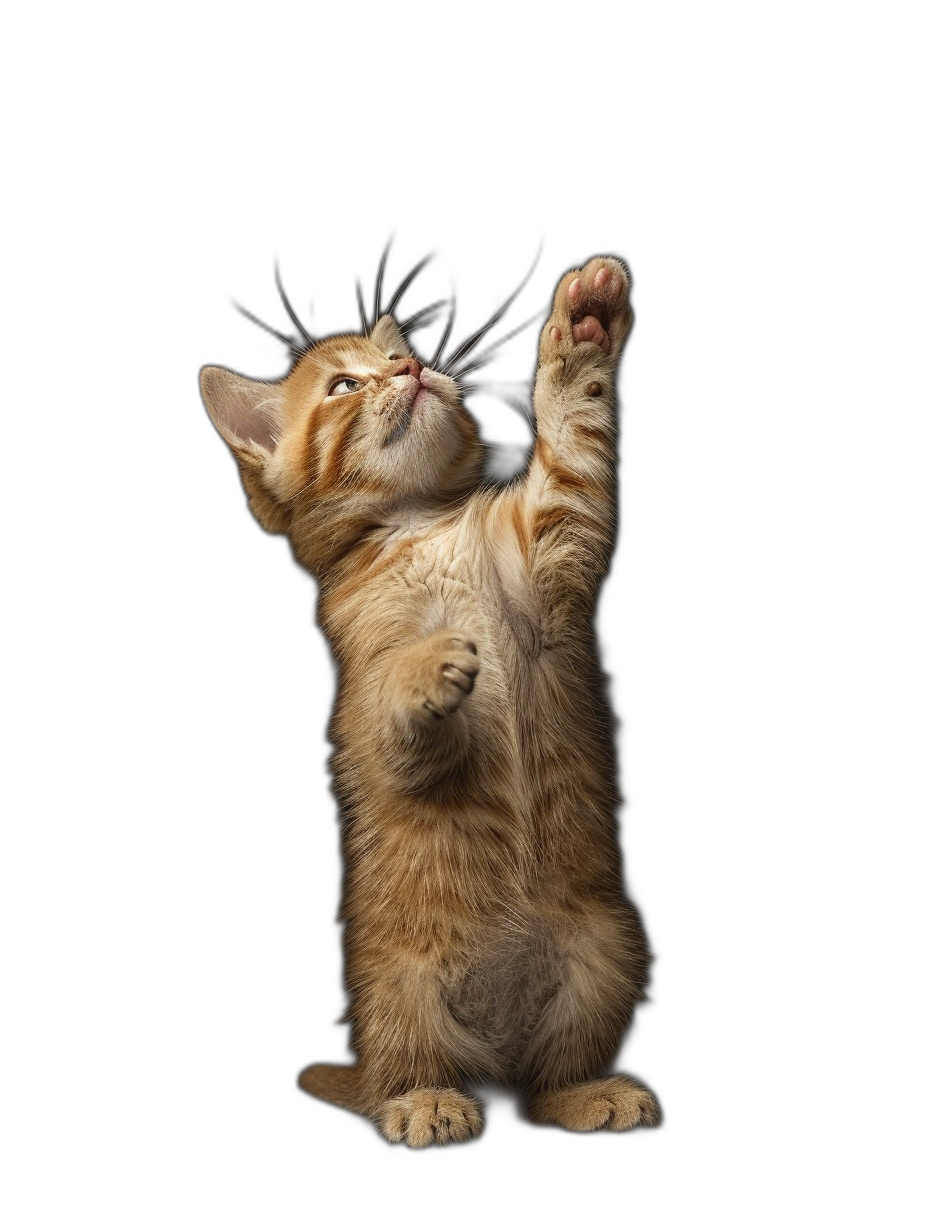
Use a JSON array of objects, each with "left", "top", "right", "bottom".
[{"left": 382, "top": 374, "right": 422, "bottom": 446}]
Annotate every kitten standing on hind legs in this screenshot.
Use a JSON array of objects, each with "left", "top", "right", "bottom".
[{"left": 201, "top": 252, "right": 660, "bottom": 1146}]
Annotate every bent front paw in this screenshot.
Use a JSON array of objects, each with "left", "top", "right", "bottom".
[
  {"left": 404, "top": 629, "right": 480, "bottom": 721},
  {"left": 541, "top": 256, "right": 632, "bottom": 366}
]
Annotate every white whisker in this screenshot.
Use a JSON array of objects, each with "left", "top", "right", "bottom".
[{"left": 443, "top": 246, "right": 542, "bottom": 372}]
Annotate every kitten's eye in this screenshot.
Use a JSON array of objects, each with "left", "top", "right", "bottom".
[{"left": 328, "top": 377, "right": 362, "bottom": 396}]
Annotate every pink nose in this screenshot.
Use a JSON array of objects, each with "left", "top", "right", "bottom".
[{"left": 394, "top": 358, "right": 421, "bottom": 379}]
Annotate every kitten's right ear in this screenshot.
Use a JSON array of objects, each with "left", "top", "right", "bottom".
[
  {"left": 370, "top": 314, "right": 409, "bottom": 357},
  {"left": 199, "top": 366, "right": 290, "bottom": 535}
]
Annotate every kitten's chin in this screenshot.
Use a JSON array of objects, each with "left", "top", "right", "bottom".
[
  {"left": 386, "top": 412, "right": 477, "bottom": 498},
  {"left": 381, "top": 369, "right": 444, "bottom": 448}
]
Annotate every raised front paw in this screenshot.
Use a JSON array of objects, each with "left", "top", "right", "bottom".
[
  {"left": 405, "top": 629, "right": 479, "bottom": 721},
  {"left": 542, "top": 256, "right": 632, "bottom": 362}
]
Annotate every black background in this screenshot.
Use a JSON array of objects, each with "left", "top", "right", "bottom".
[{"left": 146, "top": 206, "right": 754, "bottom": 1197}]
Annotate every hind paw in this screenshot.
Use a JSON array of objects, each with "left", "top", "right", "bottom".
[
  {"left": 376, "top": 1087, "right": 483, "bottom": 1148},
  {"left": 526, "top": 1075, "right": 661, "bottom": 1133}
]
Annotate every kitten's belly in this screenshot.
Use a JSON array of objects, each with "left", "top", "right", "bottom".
[{"left": 446, "top": 914, "right": 561, "bottom": 1066}]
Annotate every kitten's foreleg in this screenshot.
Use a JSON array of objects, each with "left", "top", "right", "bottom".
[{"left": 520, "top": 257, "right": 632, "bottom": 600}]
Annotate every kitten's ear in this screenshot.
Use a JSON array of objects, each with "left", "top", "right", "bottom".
[
  {"left": 199, "top": 366, "right": 290, "bottom": 535},
  {"left": 370, "top": 315, "right": 410, "bottom": 356},
  {"left": 200, "top": 366, "right": 285, "bottom": 453}
]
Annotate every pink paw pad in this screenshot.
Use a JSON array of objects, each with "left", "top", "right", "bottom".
[{"left": 572, "top": 315, "right": 609, "bottom": 349}]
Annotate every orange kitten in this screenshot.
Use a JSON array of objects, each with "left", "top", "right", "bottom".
[{"left": 200, "top": 254, "right": 660, "bottom": 1145}]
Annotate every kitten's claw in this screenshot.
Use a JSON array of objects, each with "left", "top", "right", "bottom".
[{"left": 407, "top": 629, "right": 480, "bottom": 721}]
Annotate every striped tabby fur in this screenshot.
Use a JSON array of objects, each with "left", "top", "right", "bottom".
[{"left": 200, "top": 256, "right": 660, "bottom": 1145}]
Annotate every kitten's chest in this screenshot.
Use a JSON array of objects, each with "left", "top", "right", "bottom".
[
  {"left": 402, "top": 525, "right": 541, "bottom": 660},
  {"left": 405, "top": 531, "right": 479, "bottom": 604}
]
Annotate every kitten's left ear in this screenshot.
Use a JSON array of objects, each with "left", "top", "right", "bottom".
[
  {"left": 200, "top": 366, "right": 290, "bottom": 534},
  {"left": 369, "top": 315, "right": 409, "bottom": 356}
]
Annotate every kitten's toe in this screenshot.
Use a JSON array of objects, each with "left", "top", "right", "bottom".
[
  {"left": 545, "top": 256, "right": 631, "bottom": 359},
  {"left": 442, "top": 663, "right": 477, "bottom": 692},
  {"left": 425, "top": 631, "right": 479, "bottom": 716}
]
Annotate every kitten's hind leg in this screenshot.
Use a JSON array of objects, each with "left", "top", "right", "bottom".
[
  {"left": 375, "top": 1088, "right": 483, "bottom": 1147},
  {"left": 524, "top": 1075, "right": 661, "bottom": 1133}
]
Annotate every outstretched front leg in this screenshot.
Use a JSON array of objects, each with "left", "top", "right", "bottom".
[{"left": 520, "top": 256, "right": 633, "bottom": 614}]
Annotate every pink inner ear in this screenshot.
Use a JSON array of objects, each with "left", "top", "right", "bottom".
[
  {"left": 202, "top": 368, "right": 283, "bottom": 453},
  {"left": 226, "top": 388, "right": 281, "bottom": 451},
  {"left": 370, "top": 314, "right": 408, "bottom": 358}
]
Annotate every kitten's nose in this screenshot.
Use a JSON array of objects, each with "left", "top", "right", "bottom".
[{"left": 393, "top": 358, "right": 421, "bottom": 379}]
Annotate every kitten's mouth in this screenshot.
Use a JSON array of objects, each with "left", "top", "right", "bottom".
[{"left": 383, "top": 368, "right": 439, "bottom": 446}]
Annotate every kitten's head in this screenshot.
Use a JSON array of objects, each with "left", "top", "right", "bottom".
[{"left": 200, "top": 313, "right": 483, "bottom": 552}]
